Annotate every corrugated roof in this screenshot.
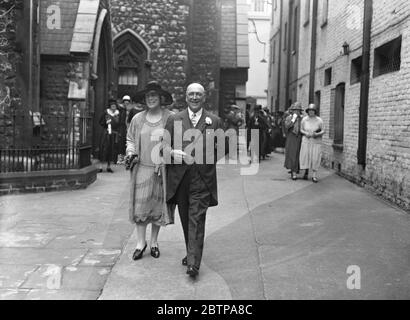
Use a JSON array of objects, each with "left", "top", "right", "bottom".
[{"left": 40, "top": 0, "right": 99, "bottom": 55}]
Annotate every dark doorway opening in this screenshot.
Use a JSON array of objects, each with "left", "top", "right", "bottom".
[{"left": 334, "top": 83, "right": 345, "bottom": 148}]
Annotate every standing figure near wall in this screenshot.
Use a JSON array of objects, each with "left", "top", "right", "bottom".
[
  {"left": 284, "top": 102, "right": 303, "bottom": 180},
  {"left": 299, "top": 104, "right": 325, "bottom": 183},
  {"left": 98, "top": 99, "right": 121, "bottom": 173}
]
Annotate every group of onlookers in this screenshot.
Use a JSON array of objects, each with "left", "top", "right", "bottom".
[
  {"left": 246, "top": 105, "right": 286, "bottom": 161},
  {"left": 97, "top": 95, "right": 145, "bottom": 172},
  {"left": 283, "top": 102, "right": 325, "bottom": 183},
  {"left": 245, "top": 101, "right": 325, "bottom": 183}
]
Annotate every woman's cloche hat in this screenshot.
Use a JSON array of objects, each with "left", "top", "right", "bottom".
[
  {"left": 134, "top": 81, "right": 173, "bottom": 106},
  {"left": 305, "top": 103, "right": 318, "bottom": 113},
  {"left": 108, "top": 98, "right": 118, "bottom": 106},
  {"left": 290, "top": 101, "right": 303, "bottom": 111}
]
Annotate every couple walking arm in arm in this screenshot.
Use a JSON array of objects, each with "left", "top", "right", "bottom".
[{"left": 127, "top": 81, "right": 226, "bottom": 279}]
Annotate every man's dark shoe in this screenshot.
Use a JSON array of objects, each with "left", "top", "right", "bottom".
[
  {"left": 186, "top": 265, "right": 199, "bottom": 278},
  {"left": 107, "top": 167, "right": 114, "bottom": 173},
  {"left": 132, "top": 243, "right": 147, "bottom": 261},
  {"left": 182, "top": 256, "right": 187, "bottom": 266}
]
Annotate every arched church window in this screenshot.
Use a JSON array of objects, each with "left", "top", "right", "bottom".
[
  {"left": 114, "top": 30, "right": 150, "bottom": 99},
  {"left": 118, "top": 68, "right": 138, "bottom": 86}
]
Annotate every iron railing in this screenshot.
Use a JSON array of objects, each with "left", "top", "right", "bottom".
[{"left": 0, "top": 111, "right": 93, "bottom": 173}]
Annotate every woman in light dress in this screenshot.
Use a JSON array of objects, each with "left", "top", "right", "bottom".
[
  {"left": 126, "top": 81, "right": 174, "bottom": 261},
  {"left": 299, "top": 104, "right": 325, "bottom": 183}
]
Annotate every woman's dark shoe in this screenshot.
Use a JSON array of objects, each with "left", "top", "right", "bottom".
[
  {"left": 107, "top": 167, "right": 114, "bottom": 173},
  {"left": 182, "top": 256, "right": 187, "bottom": 266},
  {"left": 132, "top": 243, "right": 147, "bottom": 261},
  {"left": 150, "top": 246, "right": 160, "bottom": 259},
  {"left": 291, "top": 174, "right": 297, "bottom": 181},
  {"left": 312, "top": 177, "right": 318, "bottom": 183},
  {"left": 98, "top": 168, "right": 103, "bottom": 173}
]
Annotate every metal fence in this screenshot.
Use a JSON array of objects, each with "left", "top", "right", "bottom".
[{"left": 0, "top": 111, "right": 93, "bottom": 173}]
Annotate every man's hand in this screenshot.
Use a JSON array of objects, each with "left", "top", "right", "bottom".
[{"left": 171, "top": 150, "right": 187, "bottom": 163}]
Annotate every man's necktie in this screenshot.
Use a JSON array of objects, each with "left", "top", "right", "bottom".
[{"left": 191, "top": 113, "right": 198, "bottom": 127}]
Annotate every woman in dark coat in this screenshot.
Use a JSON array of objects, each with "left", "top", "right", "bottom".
[
  {"left": 249, "top": 105, "right": 269, "bottom": 161},
  {"left": 98, "top": 99, "right": 121, "bottom": 173},
  {"left": 284, "top": 102, "right": 303, "bottom": 180}
]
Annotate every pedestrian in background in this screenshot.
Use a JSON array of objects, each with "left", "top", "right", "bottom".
[
  {"left": 117, "top": 96, "right": 129, "bottom": 165},
  {"left": 126, "top": 100, "right": 145, "bottom": 127},
  {"left": 249, "top": 105, "right": 269, "bottom": 161},
  {"left": 126, "top": 81, "right": 174, "bottom": 261},
  {"left": 299, "top": 104, "right": 325, "bottom": 183},
  {"left": 284, "top": 102, "right": 303, "bottom": 180},
  {"left": 98, "top": 99, "right": 121, "bottom": 173}
]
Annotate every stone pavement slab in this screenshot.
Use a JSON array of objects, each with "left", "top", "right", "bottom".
[
  {"left": 2, "top": 155, "right": 410, "bottom": 300},
  {"left": 0, "top": 165, "right": 135, "bottom": 300},
  {"left": 99, "top": 155, "right": 334, "bottom": 300},
  {"left": 100, "top": 154, "right": 410, "bottom": 300}
]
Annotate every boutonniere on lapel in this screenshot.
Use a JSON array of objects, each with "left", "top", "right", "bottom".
[{"left": 205, "top": 117, "right": 212, "bottom": 125}]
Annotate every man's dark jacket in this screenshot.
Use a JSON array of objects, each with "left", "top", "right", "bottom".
[{"left": 163, "top": 108, "right": 226, "bottom": 207}]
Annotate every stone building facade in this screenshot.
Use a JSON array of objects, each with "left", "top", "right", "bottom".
[
  {"left": 1, "top": 0, "right": 249, "bottom": 195},
  {"left": 111, "top": 0, "right": 249, "bottom": 115},
  {"left": 0, "top": 0, "right": 115, "bottom": 194},
  {"left": 0, "top": 0, "right": 40, "bottom": 148},
  {"left": 268, "top": 0, "right": 410, "bottom": 211}
]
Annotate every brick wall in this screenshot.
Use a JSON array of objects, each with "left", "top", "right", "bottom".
[
  {"left": 221, "top": 0, "right": 237, "bottom": 68},
  {"left": 366, "top": 0, "right": 410, "bottom": 209},
  {"left": 111, "top": 0, "right": 222, "bottom": 111},
  {"left": 288, "top": 0, "right": 410, "bottom": 210}
]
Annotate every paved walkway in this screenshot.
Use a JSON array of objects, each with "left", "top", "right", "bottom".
[{"left": 1, "top": 154, "right": 410, "bottom": 300}]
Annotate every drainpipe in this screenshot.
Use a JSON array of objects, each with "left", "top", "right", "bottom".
[
  {"left": 275, "top": 0, "right": 283, "bottom": 112},
  {"left": 308, "top": 0, "right": 318, "bottom": 103},
  {"left": 358, "top": 0, "right": 373, "bottom": 167},
  {"left": 29, "top": 0, "right": 33, "bottom": 111},
  {"left": 285, "top": 0, "right": 293, "bottom": 108}
]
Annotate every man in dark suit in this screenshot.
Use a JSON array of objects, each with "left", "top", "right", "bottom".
[{"left": 163, "top": 83, "right": 226, "bottom": 278}]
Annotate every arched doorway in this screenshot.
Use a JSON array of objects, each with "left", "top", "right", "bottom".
[{"left": 113, "top": 30, "right": 151, "bottom": 100}]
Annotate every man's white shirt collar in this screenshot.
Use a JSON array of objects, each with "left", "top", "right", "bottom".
[{"left": 188, "top": 108, "right": 203, "bottom": 120}]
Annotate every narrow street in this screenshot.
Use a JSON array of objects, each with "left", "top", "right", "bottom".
[{"left": 1, "top": 154, "right": 409, "bottom": 300}]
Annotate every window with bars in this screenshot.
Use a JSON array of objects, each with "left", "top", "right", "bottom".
[
  {"left": 373, "top": 36, "right": 402, "bottom": 77},
  {"left": 351, "top": 56, "right": 362, "bottom": 85}
]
